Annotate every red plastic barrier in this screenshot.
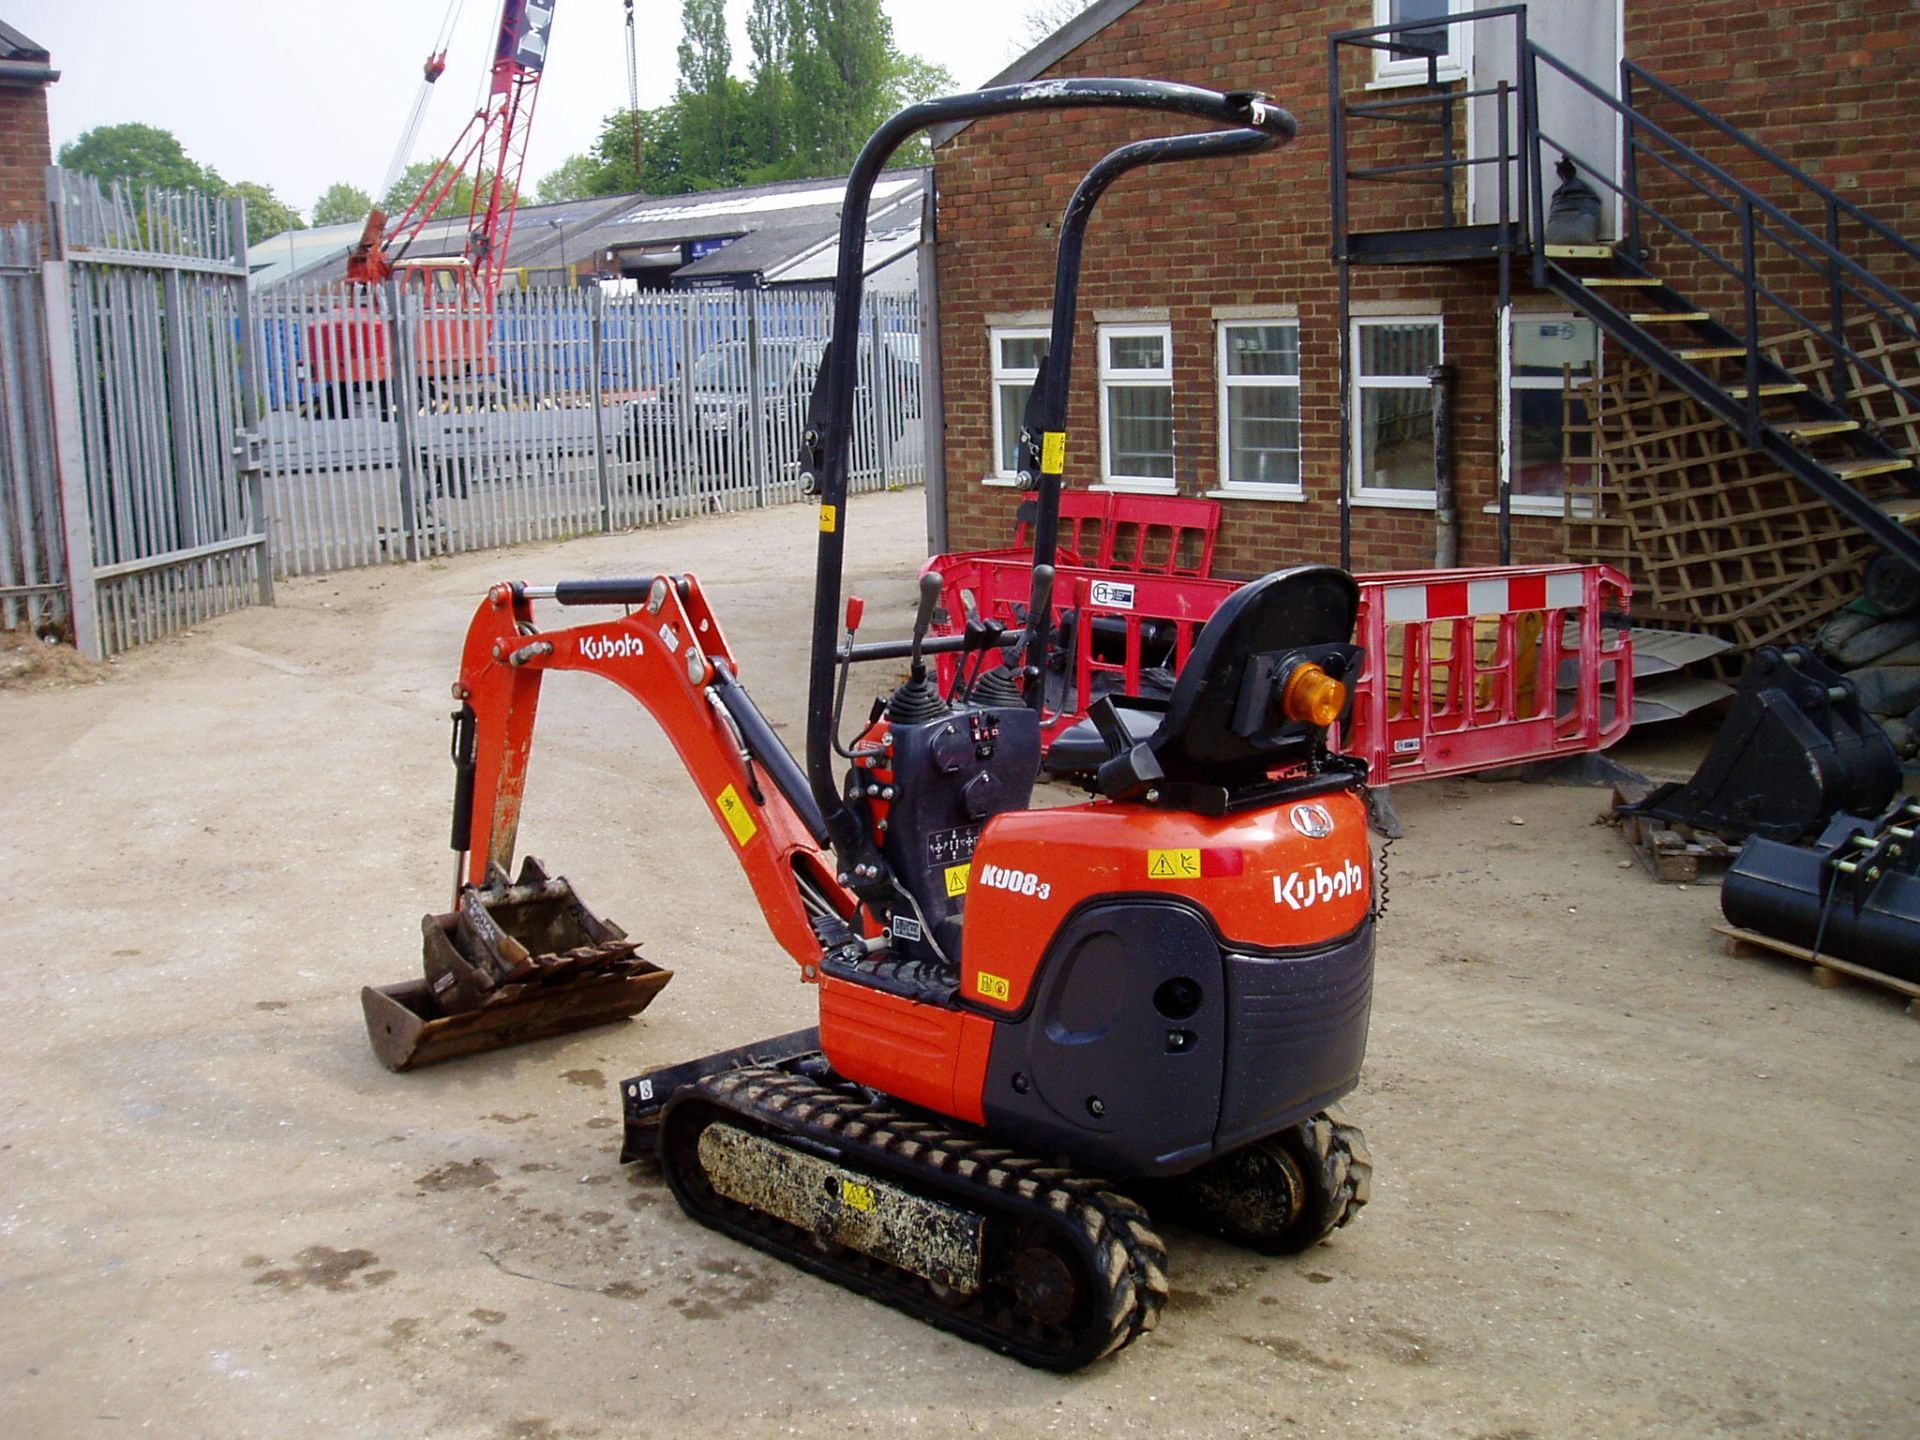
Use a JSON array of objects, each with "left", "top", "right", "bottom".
[
  {"left": 925, "top": 552, "right": 1632, "bottom": 785},
  {"left": 1008, "top": 491, "right": 1221, "bottom": 577}
]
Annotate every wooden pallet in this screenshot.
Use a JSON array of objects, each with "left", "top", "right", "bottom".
[
  {"left": 1713, "top": 923, "right": 1920, "bottom": 1020},
  {"left": 1563, "top": 358, "right": 1900, "bottom": 660},
  {"left": 1610, "top": 783, "right": 1739, "bottom": 883}
]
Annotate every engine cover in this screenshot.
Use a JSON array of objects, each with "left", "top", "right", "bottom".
[{"left": 961, "top": 784, "right": 1375, "bottom": 1177}]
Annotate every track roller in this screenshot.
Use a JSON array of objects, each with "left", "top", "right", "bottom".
[
  {"left": 1143, "top": 1107, "right": 1371, "bottom": 1255},
  {"left": 655, "top": 1064, "right": 1168, "bottom": 1370}
]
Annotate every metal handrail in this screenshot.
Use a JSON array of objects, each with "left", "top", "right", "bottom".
[
  {"left": 1622, "top": 58, "right": 1920, "bottom": 271},
  {"left": 1533, "top": 45, "right": 1919, "bottom": 327},
  {"left": 1544, "top": 130, "right": 1920, "bottom": 425},
  {"left": 1528, "top": 44, "right": 1920, "bottom": 428}
]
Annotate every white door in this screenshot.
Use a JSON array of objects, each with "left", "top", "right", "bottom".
[{"left": 1470, "top": 0, "right": 1624, "bottom": 240}]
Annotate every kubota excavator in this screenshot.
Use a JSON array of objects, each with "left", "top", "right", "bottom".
[{"left": 369, "top": 79, "right": 1379, "bottom": 1369}]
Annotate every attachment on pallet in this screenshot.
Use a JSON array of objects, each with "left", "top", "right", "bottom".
[
  {"left": 1721, "top": 797, "right": 1920, "bottom": 984},
  {"left": 1622, "top": 645, "right": 1898, "bottom": 843},
  {"left": 362, "top": 857, "right": 672, "bottom": 1072}
]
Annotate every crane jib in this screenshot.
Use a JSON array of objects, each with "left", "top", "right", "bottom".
[{"left": 496, "top": 0, "right": 555, "bottom": 73}]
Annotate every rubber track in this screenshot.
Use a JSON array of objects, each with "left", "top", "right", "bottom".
[{"left": 660, "top": 1064, "right": 1170, "bottom": 1370}]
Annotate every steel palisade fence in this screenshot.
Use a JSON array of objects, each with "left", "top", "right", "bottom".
[
  {"left": 250, "top": 278, "right": 925, "bottom": 579},
  {"left": 48, "top": 168, "right": 271, "bottom": 656},
  {"left": 0, "top": 222, "right": 66, "bottom": 635},
  {"left": 5, "top": 167, "right": 926, "bottom": 657}
]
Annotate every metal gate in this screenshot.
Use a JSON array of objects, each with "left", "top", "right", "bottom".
[
  {"left": 0, "top": 221, "right": 67, "bottom": 637},
  {"left": 48, "top": 169, "right": 270, "bottom": 656}
]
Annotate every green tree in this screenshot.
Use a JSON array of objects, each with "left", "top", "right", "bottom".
[
  {"left": 533, "top": 155, "right": 602, "bottom": 205},
  {"left": 57, "top": 122, "right": 217, "bottom": 194},
  {"left": 223, "top": 181, "right": 304, "bottom": 244},
  {"left": 311, "top": 182, "right": 373, "bottom": 227},
  {"left": 781, "top": 0, "right": 897, "bottom": 176},
  {"left": 380, "top": 160, "right": 476, "bottom": 223},
  {"left": 572, "top": 4, "right": 953, "bottom": 199},
  {"left": 675, "top": 0, "right": 748, "bottom": 190}
]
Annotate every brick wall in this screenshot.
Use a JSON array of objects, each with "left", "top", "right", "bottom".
[
  {"left": 930, "top": 0, "right": 1920, "bottom": 579},
  {"left": 1623, "top": 0, "right": 1920, "bottom": 328},
  {"left": 0, "top": 83, "right": 52, "bottom": 232}
]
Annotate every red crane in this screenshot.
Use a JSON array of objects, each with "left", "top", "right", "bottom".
[
  {"left": 348, "top": 0, "right": 553, "bottom": 295},
  {"left": 313, "top": 1, "right": 556, "bottom": 403}
]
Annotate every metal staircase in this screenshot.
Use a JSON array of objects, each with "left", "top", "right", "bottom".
[{"left": 1330, "top": 4, "right": 1920, "bottom": 578}]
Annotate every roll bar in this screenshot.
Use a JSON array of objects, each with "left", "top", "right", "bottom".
[
  {"left": 1013, "top": 124, "right": 1290, "bottom": 709},
  {"left": 801, "top": 79, "right": 1299, "bottom": 882}
]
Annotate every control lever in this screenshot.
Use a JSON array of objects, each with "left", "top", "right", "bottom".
[
  {"left": 886, "top": 571, "right": 951, "bottom": 724},
  {"left": 907, "top": 570, "right": 942, "bottom": 683}
]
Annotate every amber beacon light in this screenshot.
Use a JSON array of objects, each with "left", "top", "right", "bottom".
[{"left": 1282, "top": 663, "right": 1348, "bottom": 728}]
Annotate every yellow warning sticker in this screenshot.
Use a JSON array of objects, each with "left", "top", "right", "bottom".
[
  {"left": 975, "top": 971, "right": 1011, "bottom": 1003},
  {"left": 716, "top": 784, "right": 758, "bottom": 847},
  {"left": 1040, "top": 430, "right": 1068, "bottom": 475},
  {"left": 1148, "top": 848, "right": 1202, "bottom": 880},
  {"left": 839, "top": 1179, "right": 876, "bottom": 1213},
  {"left": 819, "top": 504, "right": 837, "bottom": 533},
  {"left": 944, "top": 862, "right": 971, "bottom": 898}
]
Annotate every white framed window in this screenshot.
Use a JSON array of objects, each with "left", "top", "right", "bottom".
[
  {"left": 1351, "top": 317, "right": 1442, "bottom": 508},
  {"left": 1503, "top": 312, "right": 1601, "bottom": 514},
  {"left": 1371, "top": 0, "right": 1471, "bottom": 87},
  {"left": 988, "top": 327, "right": 1049, "bottom": 483},
  {"left": 1215, "top": 321, "right": 1303, "bottom": 498},
  {"left": 1098, "top": 323, "right": 1175, "bottom": 492}
]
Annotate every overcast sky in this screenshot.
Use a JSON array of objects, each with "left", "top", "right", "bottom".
[{"left": 10, "top": 0, "right": 1063, "bottom": 217}]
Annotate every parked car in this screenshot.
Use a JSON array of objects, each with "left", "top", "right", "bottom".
[{"left": 621, "top": 334, "right": 919, "bottom": 485}]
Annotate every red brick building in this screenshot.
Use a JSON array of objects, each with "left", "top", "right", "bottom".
[
  {"left": 928, "top": 0, "right": 1920, "bottom": 581},
  {"left": 0, "top": 21, "right": 56, "bottom": 233}
]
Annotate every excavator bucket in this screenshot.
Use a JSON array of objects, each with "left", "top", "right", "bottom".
[{"left": 362, "top": 857, "right": 672, "bottom": 1072}]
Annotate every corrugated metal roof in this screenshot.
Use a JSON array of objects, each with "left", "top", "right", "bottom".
[{"left": 253, "top": 169, "right": 928, "bottom": 290}]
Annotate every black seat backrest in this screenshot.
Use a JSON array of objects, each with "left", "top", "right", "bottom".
[{"left": 1150, "top": 565, "right": 1360, "bottom": 783}]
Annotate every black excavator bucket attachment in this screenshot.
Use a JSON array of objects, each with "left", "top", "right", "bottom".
[
  {"left": 1623, "top": 645, "right": 1899, "bottom": 843},
  {"left": 362, "top": 857, "right": 672, "bottom": 1072},
  {"left": 1722, "top": 798, "right": 1920, "bottom": 982}
]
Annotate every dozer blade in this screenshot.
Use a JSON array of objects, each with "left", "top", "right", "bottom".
[{"left": 364, "top": 857, "right": 672, "bottom": 1072}]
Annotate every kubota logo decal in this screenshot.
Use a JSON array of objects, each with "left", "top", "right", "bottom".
[
  {"left": 1289, "top": 803, "right": 1336, "bottom": 839},
  {"left": 1274, "top": 859, "right": 1367, "bottom": 910},
  {"left": 580, "top": 632, "right": 644, "bottom": 661},
  {"left": 977, "top": 864, "right": 1051, "bottom": 900}
]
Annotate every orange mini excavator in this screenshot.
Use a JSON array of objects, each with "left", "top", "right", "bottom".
[{"left": 377, "top": 80, "right": 1378, "bottom": 1369}]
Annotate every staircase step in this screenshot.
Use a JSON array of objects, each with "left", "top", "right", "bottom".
[
  {"left": 1629, "top": 311, "right": 1710, "bottom": 323},
  {"left": 1776, "top": 418, "right": 1861, "bottom": 441},
  {"left": 1582, "top": 277, "right": 1665, "bottom": 288},
  {"left": 1878, "top": 495, "right": 1920, "bottom": 522},
  {"left": 1724, "top": 383, "right": 1809, "bottom": 399},
  {"left": 1545, "top": 243, "right": 1615, "bottom": 259},
  {"left": 1828, "top": 458, "right": 1914, "bottom": 483},
  {"left": 1678, "top": 347, "right": 1746, "bottom": 361}
]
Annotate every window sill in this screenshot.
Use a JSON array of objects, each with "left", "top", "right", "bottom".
[
  {"left": 1091, "top": 480, "right": 1178, "bottom": 496},
  {"left": 1365, "top": 64, "right": 1467, "bottom": 92},
  {"left": 1485, "top": 498, "right": 1595, "bottom": 519},
  {"left": 1207, "top": 487, "right": 1307, "bottom": 504},
  {"left": 1351, "top": 490, "right": 1438, "bottom": 511}
]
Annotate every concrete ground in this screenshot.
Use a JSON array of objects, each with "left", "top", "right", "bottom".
[{"left": 2, "top": 491, "right": 1914, "bottom": 1440}]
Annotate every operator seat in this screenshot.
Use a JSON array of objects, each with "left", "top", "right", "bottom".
[{"left": 1044, "top": 565, "right": 1361, "bottom": 796}]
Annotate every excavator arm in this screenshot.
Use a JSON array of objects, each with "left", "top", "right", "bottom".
[{"left": 449, "top": 574, "right": 851, "bottom": 970}]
